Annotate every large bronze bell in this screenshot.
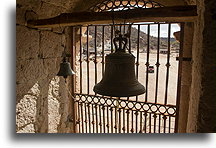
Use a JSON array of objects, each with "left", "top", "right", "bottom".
[
  {"left": 93, "top": 34, "right": 145, "bottom": 97},
  {"left": 57, "top": 57, "right": 75, "bottom": 79}
]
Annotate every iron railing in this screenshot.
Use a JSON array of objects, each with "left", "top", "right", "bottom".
[
  {"left": 72, "top": 22, "right": 182, "bottom": 133},
  {"left": 75, "top": 94, "right": 176, "bottom": 133},
  {"left": 89, "top": 0, "right": 163, "bottom": 12}
]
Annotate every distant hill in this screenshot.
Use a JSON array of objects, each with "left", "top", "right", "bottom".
[{"left": 83, "top": 26, "right": 179, "bottom": 52}]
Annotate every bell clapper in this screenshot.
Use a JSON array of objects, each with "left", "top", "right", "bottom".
[{"left": 64, "top": 77, "right": 67, "bottom": 83}]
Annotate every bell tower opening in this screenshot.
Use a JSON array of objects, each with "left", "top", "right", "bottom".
[{"left": 72, "top": 0, "right": 183, "bottom": 133}]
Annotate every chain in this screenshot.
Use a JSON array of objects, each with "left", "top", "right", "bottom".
[{"left": 65, "top": 80, "right": 76, "bottom": 101}]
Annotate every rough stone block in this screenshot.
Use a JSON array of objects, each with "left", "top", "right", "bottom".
[
  {"left": 43, "top": 58, "right": 62, "bottom": 77},
  {"left": 16, "top": 25, "right": 40, "bottom": 59},
  {"left": 17, "top": 0, "right": 41, "bottom": 13},
  {"left": 16, "top": 94, "right": 37, "bottom": 130},
  {"left": 25, "top": 10, "right": 38, "bottom": 22},
  {"left": 41, "top": 0, "right": 75, "bottom": 11},
  {"left": 16, "top": 3, "right": 38, "bottom": 26},
  {"left": 40, "top": 31, "right": 65, "bottom": 58},
  {"left": 52, "top": 27, "right": 65, "bottom": 34},
  {"left": 17, "top": 124, "right": 35, "bottom": 133},
  {"left": 16, "top": 59, "right": 45, "bottom": 84},
  {"left": 37, "top": 1, "right": 63, "bottom": 19},
  {"left": 16, "top": 81, "right": 39, "bottom": 103},
  {"left": 48, "top": 76, "right": 61, "bottom": 133},
  {"left": 16, "top": 6, "right": 26, "bottom": 25}
]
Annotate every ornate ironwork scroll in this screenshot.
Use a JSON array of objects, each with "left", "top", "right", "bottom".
[{"left": 89, "top": 0, "right": 163, "bottom": 12}]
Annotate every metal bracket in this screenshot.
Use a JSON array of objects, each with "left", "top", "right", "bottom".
[{"left": 176, "top": 57, "right": 192, "bottom": 61}]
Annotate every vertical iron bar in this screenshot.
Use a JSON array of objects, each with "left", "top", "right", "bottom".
[
  {"left": 107, "top": 105, "right": 110, "bottom": 133},
  {"left": 128, "top": 24, "right": 131, "bottom": 54},
  {"left": 87, "top": 103, "right": 91, "bottom": 133},
  {"left": 144, "top": 112, "right": 147, "bottom": 133},
  {"left": 168, "top": 116, "right": 171, "bottom": 133},
  {"left": 153, "top": 114, "right": 157, "bottom": 133},
  {"left": 91, "top": 104, "right": 95, "bottom": 133},
  {"left": 102, "top": 105, "right": 106, "bottom": 133},
  {"left": 136, "top": 24, "right": 140, "bottom": 78},
  {"left": 79, "top": 26, "right": 82, "bottom": 94},
  {"left": 111, "top": 25, "right": 114, "bottom": 53},
  {"left": 123, "top": 108, "right": 125, "bottom": 133},
  {"left": 135, "top": 111, "right": 138, "bottom": 133},
  {"left": 80, "top": 101, "right": 84, "bottom": 133},
  {"left": 74, "top": 101, "right": 78, "bottom": 133},
  {"left": 123, "top": 23, "right": 126, "bottom": 34},
  {"left": 86, "top": 26, "right": 90, "bottom": 94},
  {"left": 126, "top": 110, "right": 130, "bottom": 133},
  {"left": 145, "top": 24, "right": 150, "bottom": 102},
  {"left": 84, "top": 102, "right": 88, "bottom": 133},
  {"left": 115, "top": 98, "right": 120, "bottom": 133},
  {"left": 131, "top": 110, "right": 134, "bottom": 133},
  {"left": 163, "top": 115, "right": 167, "bottom": 133},
  {"left": 77, "top": 101, "right": 81, "bottom": 133},
  {"left": 102, "top": 26, "right": 105, "bottom": 76},
  {"left": 136, "top": 25, "right": 140, "bottom": 102},
  {"left": 95, "top": 105, "right": 98, "bottom": 133},
  {"left": 119, "top": 108, "right": 121, "bottom": 133},
  {"left": 115, "top": 102, "right": 118, "bottom": 133},
  {"left": 149, "top": 113, "right": 152, "bottom": 133},
  {"left": 127, "top": 24, "right": 131, "bottom": 107},
  {"left": 139, "top": 111, "right": 142, "bottom": 133},
  {"left": 155, "top": 24, "right": 160, "bottom": 103},
  {"left": 99, "top": 105, "right": 102, "bottom": 133},
  {"left": 127, "top": 24, "right": 131, "bottom": 102},
  {"left": 110, "top": 107, "right": 114, "bottom": 133},
  {"left": 158, "top": 114, "right": 161, "bottom": 133},
  {"left": 94, "top": 26, "right": 97, "bottom": 88},
  {"left": 175, "top": 23, "right": 184, "bottom": 133},
  {"left": 164, "top": 23, "right": 171, "bottom": 105}
]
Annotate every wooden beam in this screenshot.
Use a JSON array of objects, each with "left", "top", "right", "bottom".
[{"left": 27, "top": 5, "right": 197, "bottom": 28}]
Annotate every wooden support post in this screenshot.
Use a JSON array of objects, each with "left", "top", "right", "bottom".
[{"left": 176, "top": 23, "right": 193, "bottom": 133}]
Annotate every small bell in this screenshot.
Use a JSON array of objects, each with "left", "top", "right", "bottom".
[
  {"left": 93, "top": 34, "right": 145, "bottom": 97},
  {"left": 57, "top": 57, "right": 75, "bottom": 79}
]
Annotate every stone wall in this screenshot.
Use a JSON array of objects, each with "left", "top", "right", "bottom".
[
  {"left": 16, "top": 0, "right": 77, "bottom": 133},
  {"left": 186, "top": 0, "right": 216, "bottom": 133}
]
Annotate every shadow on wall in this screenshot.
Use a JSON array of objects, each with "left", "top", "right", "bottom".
[
  {"left": 15, "top": 2, "right": 72, "bottom": 133},
  {"left": 16, "top": 77, "right": 61, "bottom": 133}
]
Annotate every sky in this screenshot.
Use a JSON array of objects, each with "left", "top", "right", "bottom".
[{"left": 133, "top": 23, "right": 180, "bottom": 38}]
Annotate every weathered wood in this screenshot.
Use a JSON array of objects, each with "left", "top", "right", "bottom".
[{"left": 27, "top": 5, "right": 197, "bottom": 28}]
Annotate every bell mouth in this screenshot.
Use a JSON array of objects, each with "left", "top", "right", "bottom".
[
  {"left": 93, "top": 82, "right": 145, "bottom": 97},
  {"left": 57, "top": 62, "right": 75, "bottom": 78}
]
